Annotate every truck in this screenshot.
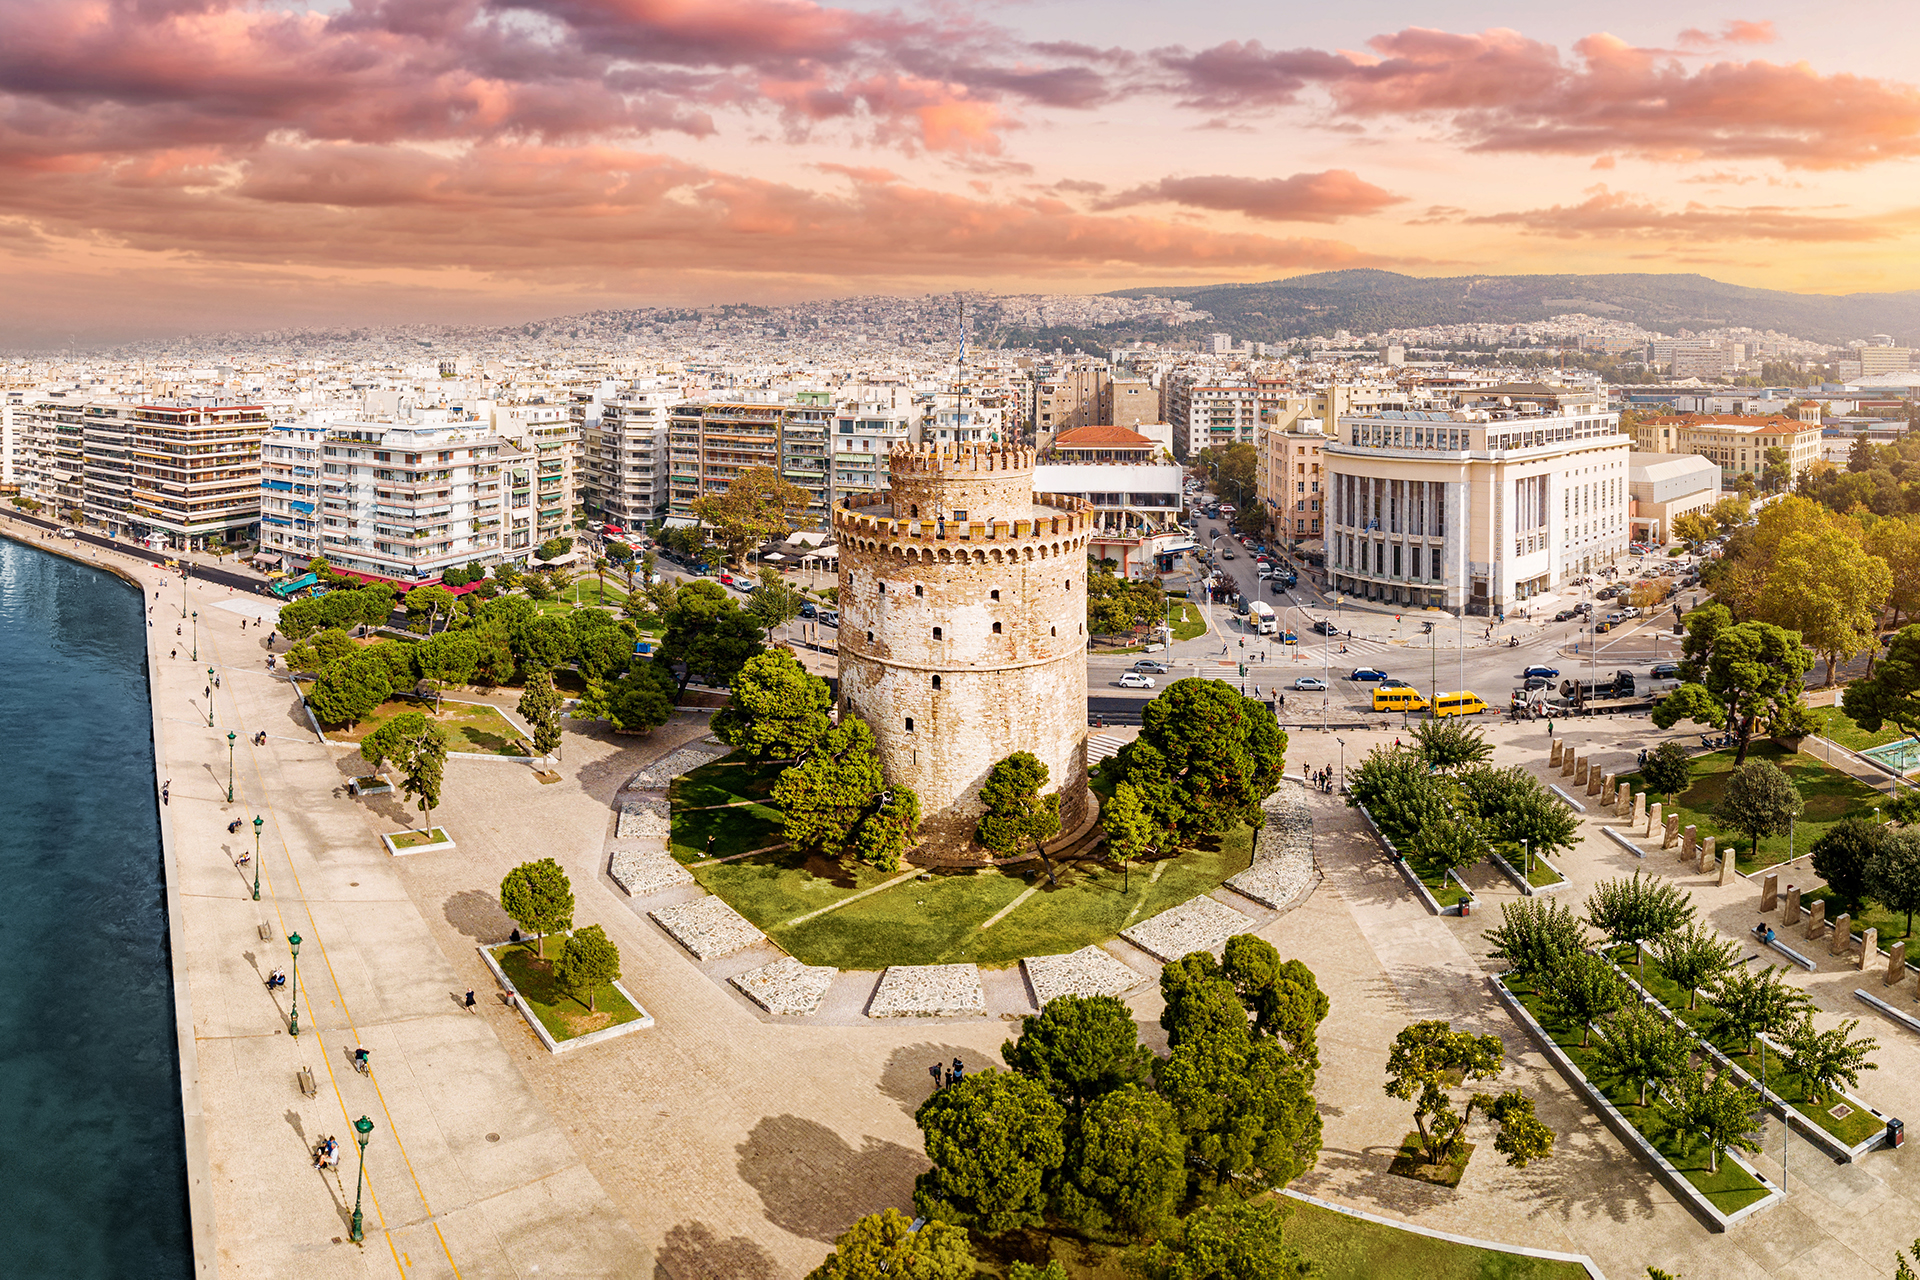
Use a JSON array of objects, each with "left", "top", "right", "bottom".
[
  {"left": 1554, "top": 670, "right": 1646, "bottom": 714},
  {"left": 1247, "top": 600, "right": 1277, "bottom": 635}
]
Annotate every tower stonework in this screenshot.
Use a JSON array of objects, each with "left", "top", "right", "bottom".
[{"left": 833, "top": 443, "right": 1093, "bottom": 858}]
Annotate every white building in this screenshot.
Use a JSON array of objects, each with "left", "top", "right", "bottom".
[{"left": 580, "top": 378, "right": 673, "bottom": 535}]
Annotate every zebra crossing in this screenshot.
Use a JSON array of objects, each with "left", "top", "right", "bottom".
[{"left": 1087, "top": 734, "right": 1128, "bottom": 765}]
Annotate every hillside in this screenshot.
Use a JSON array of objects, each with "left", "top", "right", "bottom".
[{"left": 1101, "top": 270, "right": 1920, "bottom": 348}]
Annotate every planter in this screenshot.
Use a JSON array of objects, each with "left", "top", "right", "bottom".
[
  {"left": 478, "top": 940, "right": 653, "bottom": 1053},
  {"left": 348, "top": 775, "right": 392, "bottom": 797},
  {"left": 381, "top": 827, "right": 456, "bottom": 855}
]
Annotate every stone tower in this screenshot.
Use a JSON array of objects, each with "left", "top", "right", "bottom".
[{"left": 832, "top": 442, "right": 1093, "bottom": 858}]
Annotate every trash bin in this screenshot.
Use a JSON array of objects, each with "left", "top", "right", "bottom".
[
  {"left": 1889, "top": 1118, "right": 1905, "bottom": 1149},
  {"left": 1459, "top": 900, "right": 1472, "bottom": 918}
]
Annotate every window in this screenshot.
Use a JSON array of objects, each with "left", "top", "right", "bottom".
[
  {"left": 866, "top": 631, "right": 874, "bottom": 643},
  {"left": 992, "top": 621, "right": 1002, "bottom": 634},
  {"left": 914, "top": 584, "right": 924, "bottom": 597},
  {"left": 905, "top": 717, "right": 914, "bottom": 731},
  {"left": 990, "top": 589, "right": 999, "bottom": 600},
  {"left": 1051, "top": 626, "right": 1057, "bottom": 636},
  {"left": 933, "top": 627, "right": 942, "bottom": 639},
  {"left": 931, "top": 675, "right": 941, "bottom": 690},
  {"left": 877, "top": 582, "right": 886, "bottom": 593}
]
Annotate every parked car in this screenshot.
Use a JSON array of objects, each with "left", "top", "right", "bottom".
[
  {"left": 1553, "top": 609, "right": 1578, "bottom": 622},
  {"left": 1377, "top": 677, "right": 1414, "bottom": 691},
  {"left": 1348, "top": 667, "right": 1388, "bottom": 682},
  {"left": 1132, "top": 659, "right": 1172, "bottom": 674},
  {"left": 1293, "top": 676, "right": 1328, "bottom": 691},
  {"left": 818, "top": 610, "right": 840, "bottom": 627},
  {"left": 1522, "top": 665, "right": 1559, "bottom": 679},
  {"left": 1117, "top": 672, "right": 1156, "bottom": 689},
  {"left": 799, "top": 602, "right": 818, "bottom": 620},
  {"left": 1572, "top": 602, "right": 1592, "bottom": 615}
]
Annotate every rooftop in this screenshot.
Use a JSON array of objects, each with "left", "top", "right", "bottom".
[{"left": 1054, "top": 425, "right": 1154, "bottom": 447}]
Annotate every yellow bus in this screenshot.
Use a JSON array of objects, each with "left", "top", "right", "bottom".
[
  {"left": 1373, "top": 687, "right": 1429, "bottom": 713},
  {"left": 1433, "top": 691, "right": 1490, "bottom": 717}
]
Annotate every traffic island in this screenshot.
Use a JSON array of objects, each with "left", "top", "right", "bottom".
[
  {"left": 381, "top": 827, "right": 454, "bottom": 855},
  {"left": 479, "top": 938, "right": 653, "bottom": 1053}
]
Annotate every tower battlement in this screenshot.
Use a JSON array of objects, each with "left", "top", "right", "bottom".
[{"left": 888, "top": 442, "right": 1034, "bottom": 476}]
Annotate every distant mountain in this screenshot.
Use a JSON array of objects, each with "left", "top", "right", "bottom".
[{"left": 1105, "top": 270, "right": 1920, "bottom": 348}]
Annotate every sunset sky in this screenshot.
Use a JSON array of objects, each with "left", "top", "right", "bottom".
[{"left": 4, "top": 0, "right": 1919, "bottom": 345}]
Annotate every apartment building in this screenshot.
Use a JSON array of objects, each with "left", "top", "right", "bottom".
[
  {"left": 260, "top": 419, "right": 327, "bottom": 564},
  {"left": 17, "top": 390, "right": 85, "bottom": 515},
  {"left": 831, "top": 397, "right": 917, "bottom": 500},
  {"left": 1036, "top": 425, "right": 1185, "bottom": 579},
  {"left": 311, "top": 408, "right": 510, "bottom": 582},
  {"left": 782, "top": 391, "right": 833, "bottom": 518},
  {"left": 1324, "top": 385, "right": 1629, "bottom": 613},
  {"left": 490, "top": 401, "right": 579, "bottom": 552},
  {"left": 668, "top": 395, "right": 831, "bottom": 527},
  {"left": 581, "top": 379, "right": 673, "bottom": 534},
  {"left": 1100, "top": 375, "right": 1156, "bottom": 431},
  {"left": 1255, "top": 419, "right": 1326, "bottom": 545},
  {"left": 1030, "top": 366, "right": 1106, "bottom": 433},
  {"left": 1164, "top": 378, "right": 1261, "bottom": 457},
  {"left": 1630, "top": 414, "right": 1822, "bottom": 483}
]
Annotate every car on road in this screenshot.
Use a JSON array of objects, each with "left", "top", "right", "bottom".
[
  {"left": 799, "top": 602, "right": 818, "bottom": 619},
  {"left": 1348, "top": 667, "right": 1388, "bottom": 682},
  {"left": 1377, "top": 677, "right": 1414, "bottom": 690},
  {"left": 1117, "top": 671, "right": 1156, "bottom": 689},
  {"left": 1572, "top": 602, "right": 1592, "bottom": 616},
  {"left": 1522, "top": 676, "right": 1553, "bottom": 691},
  {"left": 1311, "top": 619, "right": 1340, "bottom": 636},
  {"left": 1522, "top": 665, "right": 1559, "bottom": 679},
  {"left": 1221, "top": 549, "right": 1236, "bottom": 559},
  {"left": 1293, "top": 676, "right": 1328, "bottom": 691},
  {"left": 1132, "top": 659, "right": 1172, "bottom": 674},
  {"left": 1596, "top": 585, "right": 1621, "bottom": 600},
  {"left": 818, "top": 610, "right": 840, "bottom": 628},
  {"left": 1650, "top": 663, "right": 1680, "bottom": 679},
  {"left": 1553, "top": 609, "right": 1578, "bottom": 622}
]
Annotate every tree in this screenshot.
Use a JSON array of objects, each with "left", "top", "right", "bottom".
[
  {"left": 1220, "top": 937, "right": 1329, "bottom": 1065},
  {"left": 1705, "top": 965, "right": 1812, "bottom": 1056},
  {"left": 517, "top": 671, "right": 563, "bottom": 764},
  {"left": 1865, "top": 517, "right": 1920, "bottom": 631},
  {"left": 1714, "top": 759, "right": 1804, "bottom": 864},
  {"left": 1124, "top": 1200, "right": 1312, "bottom": 1280},
  {"left": 306, "top": 649, "right": 396, "bottom": 725},
  {"left": 1810, "top": 817, "right": 1889, "bottom": 915},
  {"left": 499, "top": 858, "right": 575, "bottom": 958},
  {"left": 1541, "top": 952, "right": 1624, "bottom": 1048},
  {"left": 1409, "top": 718, "right": 1493, "bottom": 770},
  {"left": 1758, "top": 526, "right": 1890, "bottom": 685},
  {"left": 1848, "top": 432, "right": 1878, "bottom": 473},
  {"left": 1476, "top": 1088, "right": 1556, "bottom": 1168},
  {"left": 1584, "top": 872, "right": 1696, "bottom": 969},
  {"left": 570, "top": 611, "right": 638, "bottom": 682},
  {"left": 913, "top": 1070, "right": 1065, "bottom": 1235},
  {"left": 1382, "top": 1020, "right": 1506, "bottom": 1166},
  {"left": 1652, "top": 924, "right": 1741, "bottom": 1010},
  {"left": 711, "top": 649, "right": 832, "bottom": 760},
  {"left": 657, "top": 579, "right": 765, "bottom": 700},
  {"left": 1485, "top": 896, "right": 1585, "bottom": 991},
  {"left": 536, "top": 536, "right": 571, "bottom": 561},
  {"left": 1844, "top": 623, "right": 1920, "bottom": 740},
  {"left": 358, "top": 710, "right": 450, "bottom": 829},
  {"left": 1710, "top": 495, "right": 1751, "bottom": 530},
  {"left": 1002, "top": 994, "right": 1153, "bottom": 1111},
  {"left": 285, "top": 627, "right": 357, "bottom": 673},
  {"left": 691, "top": 465, "right": 811, "bottom": 562},
  {"left": 404, "top": 584, "right": 457, "bottom": 635},
  {"left": 1593, "top": 1004, "right": 1693, "bottom": 1106},
  {"left": 1103, "top": 781, "right": 1162, "bottom": 890},
  {"left": 1407, "top": 817, "right": 1485, "bottom": 878},
  {"left": 1871, "top": 830, "right": 1920, "bottom": 935},
  {"left": 554, "top": 924, "right": 620, "bottom": 1012},
  {"left": 1662, "top": 1068, "right": 1761, "bottom": 1174},
  {"left": 749, "top": 566, "right": 807, "bottom": 640},
  {"left": 414, "top": 631, "right": 482, "bottom": 688},
  {"left": 773, "top": 716, "right": 920, "bottom": 870},
  {"left": 804, "top": 1208, "right": 974, "bottom": 1280},
  {"left": 1779, "top": 1015, "right": 1878, "bottom": 1105},
  {"left": 978, "top": 752, "right": 1064, "bottom": 884},
  {"left": 1673, "top": 512, "right": 1716, "bottom": 548},
  {"left": 1110, "top": 679, "right": 1284, "bottom": 845},
  {"left": 579, "top": 661, "right": 677, "bottom": 734},
  {"left": 1460, "top": 765, "right": 1581, "bottom": 861},
  {"left": 1651, "top": 608, "right": 1814, "bottom": 765},
  {"left": 1639, "top": 742, "right": 1694, "bottom": 801},
  {"left": 1052, "top": 1085, "right": 1186, "bottom": 1242}
]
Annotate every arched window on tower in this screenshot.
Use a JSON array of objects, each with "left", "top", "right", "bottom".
[
  {"left": 931, "top": 675, "right": 941, "bottom": 690},
  {"left": 990, "top": 589, "right": 1000, "bottom": 600},
  {"left": 992, "top": 622, "right": 1002, "bottom": 634},
  {"left": 932, "top": 626, "right": 942, "bottom": 640},
  {"left": 910, "top": 504, "right": 919, "bottom": 517}
]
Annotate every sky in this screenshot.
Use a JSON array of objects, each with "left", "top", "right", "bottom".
[{"left": 3, "top": 0, "right": 1919, "bottom": 345}]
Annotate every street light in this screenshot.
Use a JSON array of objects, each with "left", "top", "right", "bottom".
[
  {"left": 206, "top": 665, "right": 216, "bottom": 726},
  {"left": 191, "top": 609, "right": 199, "bottom": 661},
  {"left": 1335, "top": 735, "right": 1347, "bottom": 794},
  {"left": 251, "top": 815, "right": 262, "bottom": 901},
  {"left": 226, "top": 731, "right": 236, "bottom": 803},
  {"left": 287, "top": 933, "right": 302, "bottom": 1038},
  {"left": 350, "top": 1115, "right": 374, "bottom": 1243}
]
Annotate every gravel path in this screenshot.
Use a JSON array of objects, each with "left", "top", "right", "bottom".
[
  {"left": 866, "top": 963, "right": 986, "bottom": 1017},
  {"left": 1226, "top": 781, "right": 1320, "bottom": 911}
]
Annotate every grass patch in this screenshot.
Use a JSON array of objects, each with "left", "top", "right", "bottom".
[
  {"left": 671, "top": 752, "right": 790, "bottom": 808},
  {"left": 1601, "top": 947, "right": 1887, "bottom": 1148},
  {"left": 388, "top": 827, "right": 450, "bottom": 848},
  {"left": 534, "top": 579, "right": 630, "bottom": 610},
  {"left": 671, "top": 801, "right": 785, "bottom": 862},
  {"left": 1622, "top": 741, "right": 1887, "bottom": 871},
  {"left": 1503, "top": 977, "right": 1772, "bottom": 1214},
  {"left": 1170, "top": 600, "right": 1207, "bottom": 642},
  {"left": 496, "top": 941, "right": 643, "bottom": 1042},
  {"left": 1407, "top": 857, "right": 1473, "bottom": 908},
  {"left": 1807, "top": 705, "right": 1909, "bottom": 753},
  {"left": 326, "top": 698, "right": 529, "bottom": 756},
  {"left": 1387, "top": 1132, "right": 1474, "bottom": 1187},
  {"left": 1797, "top": 886, "right": 1919, "bottom": 946}
]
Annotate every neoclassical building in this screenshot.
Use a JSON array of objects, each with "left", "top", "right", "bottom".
[{"left": 832, "top": 443, "right": 1093, "bottom": 857}]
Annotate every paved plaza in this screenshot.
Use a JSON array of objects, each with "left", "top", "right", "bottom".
[{"left": 46, "top": 528, "right": 1920, "bottom": 1279}]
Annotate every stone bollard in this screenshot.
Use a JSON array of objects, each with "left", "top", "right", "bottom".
[
  {"left": 1761, "top": 872, "right": 1779, "bottom": 913},
  {"left": 1575, "top": 757, "right": 1589, "bottom": 786},
  {"left": 1619, "top": 786, "right": 1634, "bottom": 819},
  {"left": 1889, "top": 940, "right": 1908, "bottom": 987},
  {"left": 1806, "top": 899, "right": 1826, "bottom": 940},
  {"left": 1551, "top": 739, "right": 1564, "bottom": 767},
  {"left": 1664, "top": 814, "right": 1681, "bottom": 849},
  {"left": 1588, "top": 766, "right": 1604, "bottom": 798},
  {"left": 1602, "top": 774, "right": 1616, "bottom": 805},
  {"left": 1719, "top": 842, "right": 1738, "bottom": 885},
  {"left": 1699, "top": 837, "right": 1715, "bottom": 875},
  {"left": 1682, "top": 825, "right": 1697, "bottom": 862},
  {"left": 1634, "top": 792, "right": 1647, "bottom": 827},
  {"left": 1562, "top": 750, "right": 1577, "bottom": 778},
  {"left": 1784, "top": 884, "right": 1801, "bottom": 926},
  {"left": 1831, "top": 913, "right": 1852, "bottom": 957},
  {"left": 1861, "top": 927, "right": 1878, "bottom": 971}
]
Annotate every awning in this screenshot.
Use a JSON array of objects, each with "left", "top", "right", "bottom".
[
  {"left": 536, "top": 550, "right": 580, "bottom": 567},
  {"left": 760, "top": 552, "right": 786, "bottom": 562},
  {"left": 661, "top": 516, "right": 700, "bottom": 529},
  {"left": 251, "top": 552, "right": 283, "bottom": 566}
]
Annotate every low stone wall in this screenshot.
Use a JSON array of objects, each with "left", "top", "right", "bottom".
[
  {"left": 1225, "top": 782, "right": 1317, "bottom": 911},
  {"left": 1023, "top": 946, "right": 1149, "bottom": 1006},
  {"left": 624, "top": 738, "right": 730, "bottom": 791},
  {"left": 867, "top": 963, "right": 987, "bottom": 1017},
  {"left": 1121, "top": 895, "right": 1256, "bottom": 963}
]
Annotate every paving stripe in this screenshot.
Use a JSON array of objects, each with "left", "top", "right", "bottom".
[
  {"left": 979, "top": 885, "right": 1041, "bottom": 930},
  {"left": 785, "top": 869, "right": 922, "bottom": 927}
]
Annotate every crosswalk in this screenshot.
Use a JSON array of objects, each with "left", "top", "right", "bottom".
[{"left": 1087, "top": 734, "right": 1127, "bottom": 765}]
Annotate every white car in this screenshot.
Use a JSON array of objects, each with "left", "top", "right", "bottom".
[{"left": 1117, "top": 672, "right": 1156, "bottom": 689}]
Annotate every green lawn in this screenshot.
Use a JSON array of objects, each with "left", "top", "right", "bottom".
[
  {"left": 1622, "top": 741, "right": 1887, "bottom": 871},
  {"left": 1492, "top": 837, "right": 1568, "bottom": 888},
  {"left": 1170, "top": 600, "right": 1208, "bottom": 641},
  {"left": 1602, "top": 947, "right": 1887, "bottom": 1148},
  {"left": 496, "top": 940, "right": 645, "bottom": 1042},
  {"left": 388, "top": 827, "right": 450, "bottom": 848},
  {"left": 327, "top": 698, "right": 528, "bottom": 756},
  {"left": 1796, "top": 886, "right": 1920, "bottom": 947},
  {"left": 1406, "top": 855, "right": 1473, "bottom": 908},
  {"left": 671, "top": 753, "right": 790, "bottom": 808},
  {"left": 1503, "top": 978, "right": 1773, "bottom": 1214},
  {"left": 671, "top": 801, "right": 786, "bottom": 862},
  {"left": 972, "top": 1198, "right": 1588, "bottom": 1280},
  {"left": 1806, "top": 705, "right": 1909, "bottom": 753}
]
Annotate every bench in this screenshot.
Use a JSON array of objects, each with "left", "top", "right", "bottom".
[{"left": 297, "top": 1066, "right": 317, "bottom": 1099}]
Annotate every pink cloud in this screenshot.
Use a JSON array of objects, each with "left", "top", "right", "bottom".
[
  {"left": 1465, "top": 186, "right": 1904, "bottom": 242},
  {"left": 1678, "top": 20, "right": 1777, "bottom": 48},
  {"left": 1095, "top": 171, "right": 1404, "bottom": 222}
]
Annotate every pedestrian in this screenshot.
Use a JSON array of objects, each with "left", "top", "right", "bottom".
[
  {"left": 162, "top": 780, "right": 170, "bottom": 805},
  {"left": 1547, "top": 719, "right": 1554, "bottom": 737},
  {"left": 170, "top": 648, "right": 176, "bottom": 659},
  {"left": 464, "top": 990, "right": 476, "bottom": 1012},
  {"left": 214, "top": 675, "right": 221, "bottom": 689}
]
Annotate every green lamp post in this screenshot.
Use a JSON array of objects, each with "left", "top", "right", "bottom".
[
  {"left": 287, "top": 933, "right": 302, "bottom": 1038},
  {"left": 191, "top": 609, "right": 198, "bottom": 661},
  {"left": 251, "top": 815, "right": 263, "bottom": 901},
  {"left": 226, "top": 731, "right": 236, "bottom": 803},
  {"left": 206, "top": 666, "right": 215, "bottom": 726},
  {"left": 350, "top": 1115, "right": 375, "bottom": 1243}
]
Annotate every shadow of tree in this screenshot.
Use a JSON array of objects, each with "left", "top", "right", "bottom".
[
  {"left": 444, "top": 888, "right": 514, "bottom": 942},
  {"left": 651, "top": 1220, "right": 782, "bottom": 1280},
  {"left": 877, "top": 1042, "right": 993, "bottom": 1115},
  {"left": 734, "top": 1114, "right": 928, "bottom": 1242}
]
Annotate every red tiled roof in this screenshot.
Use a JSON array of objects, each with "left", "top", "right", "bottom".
[{"left": 1055, "top": 425, "right": 1153, "bottom": 446}]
